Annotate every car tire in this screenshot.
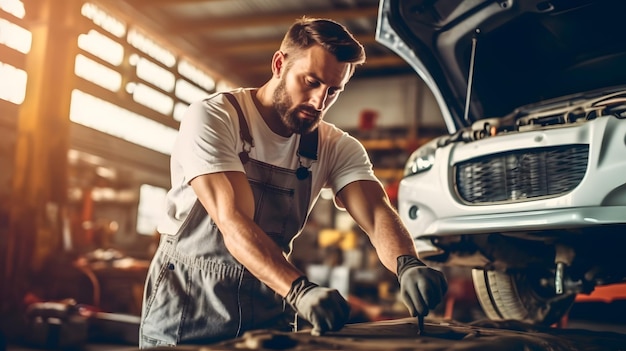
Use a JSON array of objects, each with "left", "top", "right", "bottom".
[{"left": 471, "top": 268, "right": 576, "bottom": 325}]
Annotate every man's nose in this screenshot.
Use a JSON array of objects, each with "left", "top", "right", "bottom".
[{"left": 309, "top": 89, "right": 329, "bottom": 111}]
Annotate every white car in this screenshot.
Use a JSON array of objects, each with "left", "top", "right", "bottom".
[{"left": 377, "top": 0, "right": 626, "bottom": 325}]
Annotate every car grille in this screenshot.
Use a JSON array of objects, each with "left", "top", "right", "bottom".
[{"left": 455, "top": 145, "right": 589, "bottom": 204}]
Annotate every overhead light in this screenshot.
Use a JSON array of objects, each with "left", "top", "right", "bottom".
[
  {"left": 81, "top": 2, "right": 126, "bottom": 38},
  {"left": 0, "top": 19, "right": 31, "bottom": 54},
  {"left": 0, "top": 61, "right": 26, "bottom": 104},
  {"left": 178, "top": 59, "right": 215, "bottom": 92},
  {"left": 130, "top": 53, "right": 175, "bottom": 92},
  {"left": 175, "top": 78, "right": 210, "bottom": 104},
  {"left": 78, "top": 29, "right": 124, "bottom": 66},
  {"left": 127, "top": 28, "right": 175, "bottom": 68},
  {"left": 75, "top": 54, "right": 122, "bottom": 92},
  {"left": 95, "top": 166, "right": 116, "bottom": 180}
]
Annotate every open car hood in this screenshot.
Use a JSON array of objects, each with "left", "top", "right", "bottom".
[{"left": 376, "top": 0, "right": 626, "bottom": 132}]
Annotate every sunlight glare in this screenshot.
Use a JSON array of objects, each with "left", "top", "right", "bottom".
[
  {"left": 81, "top": 3, "right": 125, "bottom": 38},
  {"left": 173, "top": 102, "right": 189, "bottom": 122},
  {"left": 77, "top": 29, "right": 124, "bottom": 66},
  {"left": 136, "top": 184, "right": 167, "bottom": 235},
  {"left": 69, "top": 89, "right": 177, "bottom": 155},
  {"left": 75, "top": 54, "right": 122, "bottom": 92},
  {"left": 0, "top": 0, "right": 25, "bottom": 19},
  {"left": 130, "top": 53, "right": 175, "bottom": 92},
  {"left": 175, "top": 78, "right": 210, "bottom": 104},
  {"left": 128, "top": 82, "right": 174, "bottom": 115},
  {"left": 178, "top": 59, "right": 215, "bottom": 92},
  {"left": 0, "top": 18, "right": 31, "bottom": 54},
  {"left": 127, "top": 28, "right": 175, "bottom": 68},
  {"left": 0, "top": 61, "right": 27, "bottom": 104}
]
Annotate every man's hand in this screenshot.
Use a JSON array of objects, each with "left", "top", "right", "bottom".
[
  {"left": 285, "top": 276, "right": 350, "bottom": 336},
  {"left": 397, "top": 255, "right": 448, "bottom": 317}
]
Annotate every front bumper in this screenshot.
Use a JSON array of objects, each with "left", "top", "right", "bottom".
[{"left": 398, "top": 115, "right": 626, "bottom": 253}]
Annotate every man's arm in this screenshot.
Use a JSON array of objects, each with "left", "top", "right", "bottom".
[
  {"left": 336, "top": 180, "right": 447, "bottom": 317},
  {"left": 335, "top": 180, "right": 416, "bottom": 273},
  {"left": 191, "top": 170, "right": 351, "bottom": 333},
  {"left": 190, "top": 170, "right": 302, "bottom": 296}
]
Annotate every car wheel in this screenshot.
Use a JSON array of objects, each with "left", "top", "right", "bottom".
[{"left": 471, "top": 268, "right": 576, "bottom": 325}]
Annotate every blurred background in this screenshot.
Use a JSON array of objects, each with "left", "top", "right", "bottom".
[{"left": 0, "top": 0, "right": 453, "bottom": 341}]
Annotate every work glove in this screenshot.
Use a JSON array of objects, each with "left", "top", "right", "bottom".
[
  {"left": 397, "top": 255, "right": 448, "bottom": 317},
  {"left": 285, "top": 276, "right": 350, "bottom": 336}
]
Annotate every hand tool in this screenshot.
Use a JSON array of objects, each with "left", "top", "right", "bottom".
[{"left": 417, "top": 315, "right": 424, "bottom": 335}]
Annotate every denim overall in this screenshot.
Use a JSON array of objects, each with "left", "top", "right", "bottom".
[{"left": 139, "top": 93, "right": 318, "bottom": 348}]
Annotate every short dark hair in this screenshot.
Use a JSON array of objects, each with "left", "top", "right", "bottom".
[{"left": 280, "top": 17, "right": 366, "bottom": 71}]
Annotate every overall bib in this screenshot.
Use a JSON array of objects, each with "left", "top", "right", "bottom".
[{"left": 139, "top": 93, "right": 318, "bottom": 347}]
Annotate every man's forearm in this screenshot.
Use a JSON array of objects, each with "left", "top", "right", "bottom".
[
  {"left": 369, "top": 206, "right": 418, "bottom": 274},
  {"left": 336, "top": 180, "right": 417, "bottom": 274},
  {"left": 219, "top": 211, "right": 304, "bottom": 296},
  {"left": 191, "top": 171, "right": 304, "bottom": 296}
]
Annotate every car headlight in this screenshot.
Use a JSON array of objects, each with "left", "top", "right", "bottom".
[{"left": 404, "top": 146, "right": 436, "bottom": 176}]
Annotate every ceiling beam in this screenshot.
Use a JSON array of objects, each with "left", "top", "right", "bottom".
[
  {"left": 129, "top": 0, "right": 225, "bottom": 6},
  {"left": 209, "top": 34, "right": 379, "bottom": 56},
  {"left": 168, "top": 6, "right": 379, "bottom": 33}
]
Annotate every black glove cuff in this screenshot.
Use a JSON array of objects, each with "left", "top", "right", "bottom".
[
  {"left": 396, "top": 255, "right": 426, "bottom": 280},
  {"left": 285, "top": 276, "right": 318, "bottom": 308}
]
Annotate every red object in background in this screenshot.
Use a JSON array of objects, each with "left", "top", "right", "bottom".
[
  {"left": 359, "top": 109, "right": 379, "bottom": 131},
  {"left": 575, "top": 283, "right": 626, "bottom": 303},
  {"left": 385, "top": 180, "right": 399, "bottom": 207},
  {"left": 557, "top": 283, "right": 626, "bottom": 328}
]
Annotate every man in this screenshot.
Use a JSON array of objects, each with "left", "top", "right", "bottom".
[{"left": 139, "top": 17, "right": 447, "bottom": 348}]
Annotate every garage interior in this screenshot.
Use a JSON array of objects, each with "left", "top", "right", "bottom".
[{"left": 1, "top": 0, "right": 625, "bottom": 350}]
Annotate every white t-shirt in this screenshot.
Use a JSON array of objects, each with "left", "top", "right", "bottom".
[{"left": 158, "top": 88, "right": 379, "bottom": 235}]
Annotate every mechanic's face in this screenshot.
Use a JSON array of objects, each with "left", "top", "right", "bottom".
[{"left": 273, "top": 45, "right": 351, "bottom": 134}]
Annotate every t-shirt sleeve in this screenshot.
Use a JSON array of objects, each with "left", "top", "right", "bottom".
[
  {"left": 326, "top": 132, "right": 380, "bottom": 196},
  {"left": 173, "top": 96, "right": 245, "bottom": 183}
]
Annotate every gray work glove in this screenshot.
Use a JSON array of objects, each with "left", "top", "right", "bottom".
[
  {"left": 285, "top": 276, "right": 350, "bottom": 336},
  {"left": 397, "top": 255, "right": 448, "bottom": 317}
]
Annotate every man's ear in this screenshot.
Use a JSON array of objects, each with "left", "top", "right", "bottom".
[{"left": 271, "top": 51, "right": 286, "bottom": 78}]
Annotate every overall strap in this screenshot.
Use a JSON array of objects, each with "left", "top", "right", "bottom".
[
  {"left": 223, "top": 92, "right": 254, "bottom": 147},
  {"left": 222, "top": 91, "right": 318, "bottom": 161},
  {"left": 299, "top": 128, "right": 318, "bottom": 161}
]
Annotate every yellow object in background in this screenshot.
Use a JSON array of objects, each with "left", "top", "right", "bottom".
[{"left": 318, "top": 229, "right": 358, "bottom": 250}]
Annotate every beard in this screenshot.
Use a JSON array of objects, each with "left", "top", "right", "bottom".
[{"left": 272, "top": 76, "right": 322, "bottom": 135}]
